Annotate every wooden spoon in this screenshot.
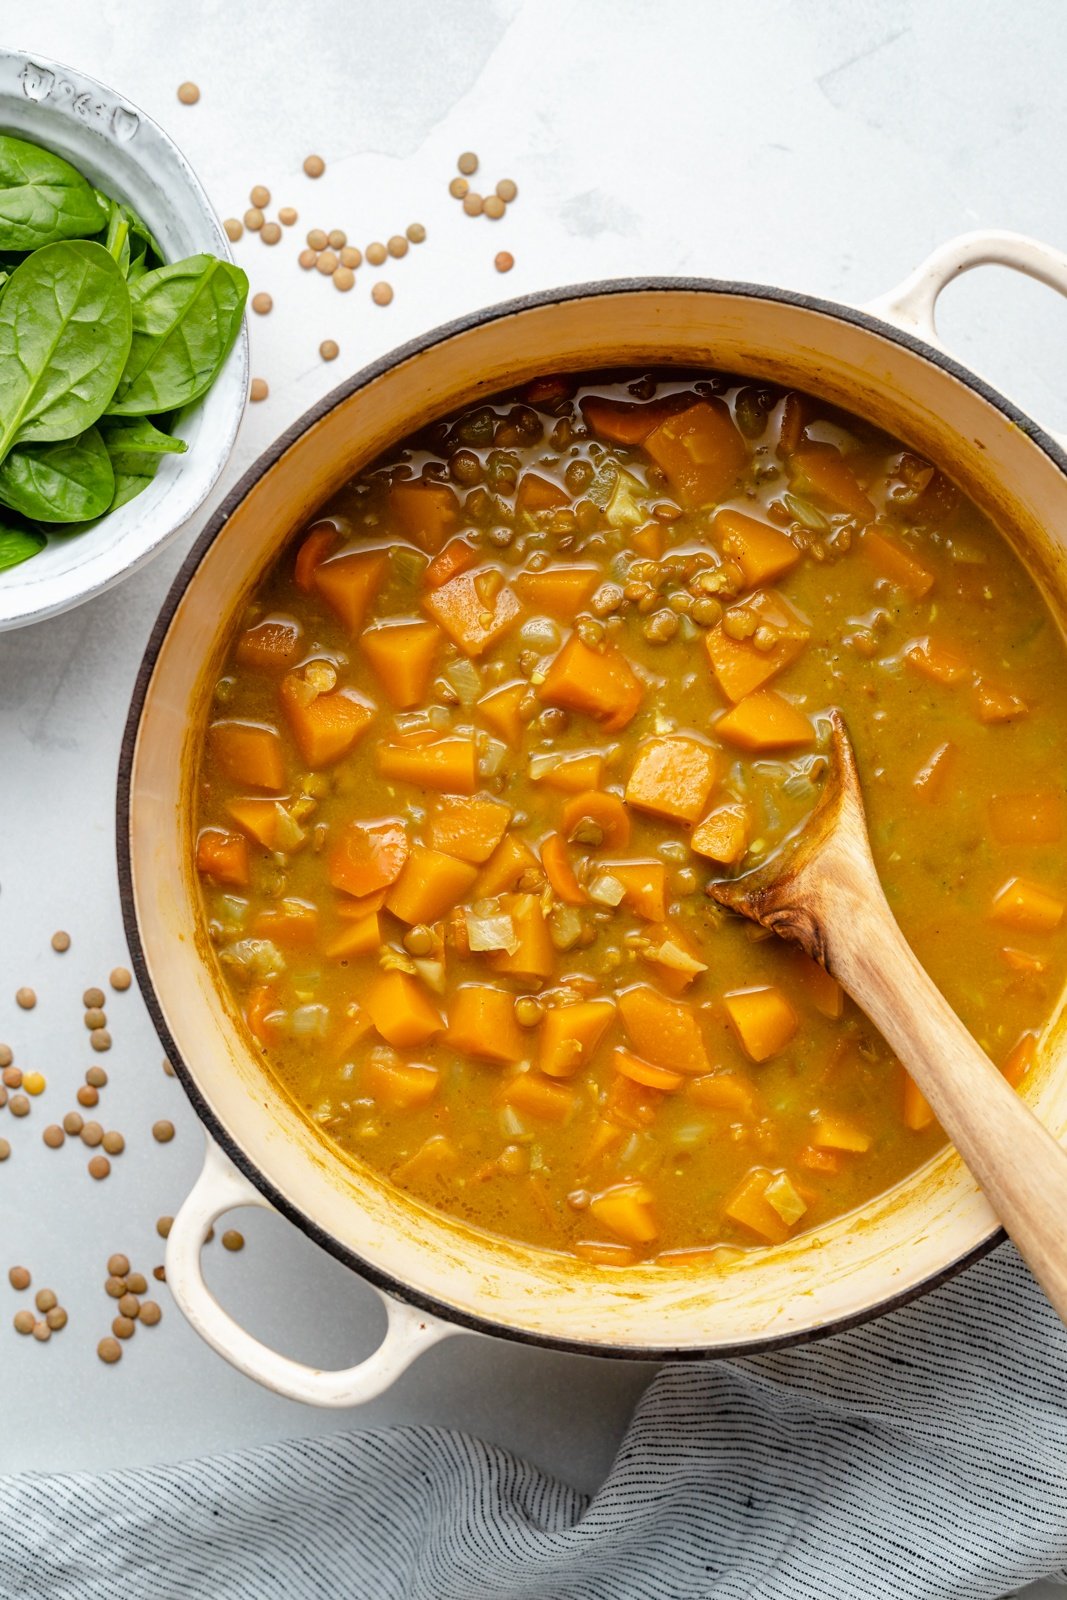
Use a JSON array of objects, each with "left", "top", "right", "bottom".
[{"left": 709, "top": 708, "right": 1067, "bottom": 1321}]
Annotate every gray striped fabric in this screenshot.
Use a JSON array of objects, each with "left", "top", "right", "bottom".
[{"left": 2, "top": 1243, "right": 1066, "bottom": 1599}]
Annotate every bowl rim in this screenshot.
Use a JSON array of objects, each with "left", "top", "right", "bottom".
[
  {"left": 117, "top": 272, "right": 1057, "bottom": 1359},
  {"left": 0, "top": 45, "right": 249, "bottom": 630}
]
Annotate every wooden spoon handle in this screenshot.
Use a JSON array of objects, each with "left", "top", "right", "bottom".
[{"left": 833, "top": 898, "right": 1067, "bottom": 1321}]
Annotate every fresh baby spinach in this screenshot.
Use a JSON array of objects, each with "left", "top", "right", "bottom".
[
  {"left": 0, "top": 134, "right": 108, "bottom": 251},
  {"left": 0, "top": 426, "right": 114, "bottom": 523},
  {"left": 107, "top": 255, "right": 247, "bottom": 416},
  {"left": 0, "top": 521, "right": 45, "bottom": 572}
]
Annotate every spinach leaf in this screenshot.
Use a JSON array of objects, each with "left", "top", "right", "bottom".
[
  {"left": 0, "top": 240, "right": 132, "bottom": 459},
  {"left": 0, "top": 520, "right": 45, "bottom": 572},
  {"left": 106, "top": 255, "right": 247, "bottom": 416},
  {"left": 0, "top": 136, "right": 108, "bottom": 251},
  {"left": 99, "top": 415, "right": 187, "bottom": 477},
  {"left": 0, "top": 426, "right": 114, "bottom": 522},
  {"left": 109, "top": 470, "right": 154, "bottom": 511}
]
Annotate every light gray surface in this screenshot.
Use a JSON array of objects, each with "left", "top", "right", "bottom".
[{"left": 0, "top": 1, "right": 1065, "bottom": 1585}]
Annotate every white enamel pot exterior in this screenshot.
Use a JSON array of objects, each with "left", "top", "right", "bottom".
[{"left": 120, "top": 231, "right": 1067, "bottom": 1405}]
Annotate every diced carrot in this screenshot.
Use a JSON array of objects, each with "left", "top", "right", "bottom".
[
  {"left": 724, "top": 1167, "right": 791, "bottom": 1244},
  {"left": 332, "top": 1002, "right": 375, "bottom": 1059},
  {"left": 580, "top": 393, "right": 689, "bottom": 444},
  {"left": 538, "top": 633, "right": 644, "bottom": 731},
  {"left": 776, "top": 393, "right": 807, "bottom": 457},
  {"left": 791, "top": 951, "right": 843, "bottom": 1019},
  {"left": 644, "top": 399, "right": 747, "bottom": 509},
  {"left": 424, "top": 536, "right": 477, "bottom": 590},
  {"left": 392, "top": 1134, "right": 459, "bottom": 1187},
  {"left": 246, "top": 984, "right": 281, "bottom": 1047},
  {"left": 323, "top": 912, "right": 380, "bottom": 960},
  {"left": 904, "top": 636, "right": 970, "bottom": 686},
  {"left": 389, "top": 478, "right": 460, "bottom": 553},
  {"left": 476, "top": 681, "right": 528, "bottom": 746},
  {"left": 365, "top": 1055, "right": 440, "bottom": 1110},
  {"left": 227, "top": 798, "right": 300, "bottom": 852},
  {"left": 423, "top": 569, "right": 521, "bottom": 657},
  {"left": 430, "top": 796, "right": 511, "bottom": 864},
  {"left": 235, "top": 617, "right": 302, "bottom": 673},
  {"left": 489, "top": 893, "right": 555, "bottom": 980},
  {"left": 328, "top": 819, "right": 409, "bottom": 898},
  {"left": 588, "top": 1181, "right": 658, "bottom": 1245},
  {"left": 724, "top": 986, "right": 798, "bottom": 1062},
  {"left": 377, "top": 738, "right": 479, "bottom": 795},
  {"left": 208, "top": 721, "right": 286, "bottom": 791},
  {"left": 974, "top": 680, "right": 1028, "bottom": 724},
  {"left": 313, "top": 549, "right": 389, "bottom": 633},
  {"left": 713, "top": 508, "right": 799, "bottom": 588},
  {"left": 514, "top": 471, "right": 570, "bottom": 517},
  {"left": 1002, "top": 1032, "right": 1038, "bottom": 1089},
  {"left": 862, "top": 528, "right": 934, "bottom": 598},
  {"left": 500, "top": 1071, "right": 577, "bottom": 1123},
  {"left": 386, "top": 845, "right": 479, "bottom": 925},
  {"left": 990, "top": 877, "right": 1065, "bottom": 935},
  {"left": 537, "top": 753, "right": 604, "bottom": 794},
  {"left": 539, "top": 998, "right": 615, "bottom": 1078},
  {"left": 611, "top": 1046, "right": 684, "bottom": 1093},
  {"left": 446, "top": 985, "right": 525, "bottom": 1063},
  {"left": 540, "top": 833, "right": 587, "bottom": 905},
  {"left": 361, "top": 622, "right": 442, "bottom": 708},
  {"left": 631, "top": 522, "right": 666, "bottom": 559},
  {"left": 196, "top": 828, "right": 249, "bottom": 887},
  {"left": 363, "top": 970, "right": 443, "bottom": 1047},
  {"left": 990, "top": 790, "right": 1066, "bottom": 846},
  {"left": 251, "top": 900, "right": 318, "bottom": 947},
  {"left": 999, "top": 946, "right": 1048, "bottom": 976},
  {"left": 600, "top": 860, "right": 667, "bottom": 921},
  {"left": 791, "top": 442, "right": 874, "bottom": 519},
  {"left": 476, "top": 832, "right": 540, "bottom": 897},
  {"left": 560, "top": 790, "right": 631, "bottom": 851},
  {"left": 715, "top": 690, "right": 814, "bottom": 751},
  {"left": 913, "top": 741, "right": 957, "bottom": 802},
  {"left": 618, "top": 985, "right": 710, "bottom": 1074},
  {"left": 688, "top": 1073, "right": 756, "bottom": 1117},
  {"left": 624, "top": 734, "right": 719, "bottom": 825},
  {"left": 279, "top": 678, "right": 375, "bottom": 768},
  {"left": 639, "top": 921, "right": 707, "bottom": 994},
  {"left": 515, "top": 566, "right": 599, "bottom": 617},
  {"left": 573, "top": 1239, "right": 638, "bottom": 1267},
  {"left": 813, "top": 1113, "right": 871, "bottom": 1153},
  {"left": 294, "top": 523, "right": 339, "bottom": 591},
  {"left": 691, "top": 802, "right": 750, "bottom": 865},
  {"left": 604, "top": 1074, "right": 663, "bottom": 1130},
  {"left": 704, "top": 590, "right": 810, "bottom": 703},
  {"left": 798, "top": 1145, "right": 840, "bottom": 1174}
]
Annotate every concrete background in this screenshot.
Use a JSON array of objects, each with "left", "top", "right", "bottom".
[{"left": 0, "top": 2, "right": 1064, "bottom": 1592}]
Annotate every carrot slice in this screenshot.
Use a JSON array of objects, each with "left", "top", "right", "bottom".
[
  {"left": 560, "top": 790, "right": 631, "bottom": 851},
  {"left": 611, "top": 1047, "right": 684, "bottom": 1093},
  {"left": 625, "top": 735, "right": 719, "bottom": 825},
  {"left": 540, "top": 832, "right": 587, "bottom": 905},
  {"left": 328, "top": 819, "right": 409, "bottom": 898},
  {"left": 208, "top": 721, "right": 286, "bottom": 791},
  {"left": 361, "top": 622, "right": 442, "bottom": 709},
  {"left": 294, "top": 523, "right": 339, "bottom": 591},
  {"left": 195, "top": 828, "right": 249, "bottom": 887},
  {"left": 313, "top": 549, "right": 389, "bottom": 633},
  {"left": 246, "top": 984, "right": 282, "bottom": 1047},
  {"left": 538, "top": 634, "right": 644, "bottom": 731}
]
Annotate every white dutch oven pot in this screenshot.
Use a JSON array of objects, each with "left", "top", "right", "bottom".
[{"left": 119, "top": 231, "right": 1067, "bottom": 1406}]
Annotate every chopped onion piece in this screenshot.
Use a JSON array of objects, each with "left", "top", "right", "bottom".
[
  {"left": 764, "top": 1173, "right": 807, "bottom": 1225},
  {"left": 291, "top": 1004, "right": 330, "bottom": 1039},
  {"left": 465, "top": 909, "right": 520, "bottom": 955},
  {"left": 648, "top": 939, "right": 707, "bottom": 977},
  {"left": 412, "top": 957, "right": 447, "bottom": 993},
  {"left": 548, "top": 905, "right": 584, "bottom": 951},
  {"left": 478, "top": 738, "right": 507, "bottom": 777},
  {"left": 219, "top": 939, "right": 284, "bottom": 981},
  {"left": 589, "top": 874, "right": 625, "bottom": 907},
  {"left": 445, "top": 656, "right": 482, "bottom": 705},
  {"left": 528, "top": 752, "right": 561, "bottom": 780}
]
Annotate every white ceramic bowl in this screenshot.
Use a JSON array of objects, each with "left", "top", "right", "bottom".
[{"left": 0, "top": 49, "right": 248, "bottom": 631}]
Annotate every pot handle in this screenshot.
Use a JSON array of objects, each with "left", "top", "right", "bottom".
[
  {"left": 865, "top": 228, "right": 1067, "bottom": 447},
  {"left": 166, "top": 1136, "right": 460, "bottom": 1407}
]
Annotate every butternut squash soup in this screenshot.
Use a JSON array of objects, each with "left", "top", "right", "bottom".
[{"left": 192, "top": 372, "right": 1067, "bottom": 1265}]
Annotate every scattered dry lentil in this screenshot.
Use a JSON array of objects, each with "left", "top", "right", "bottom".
[
  {"left": 50, "top": 931, "right": 70, "bottom": 953},
  {"left": 0, "top": 1046, "right": 11, "bottom": 1068},
  {"left": 8, "top": 1266, "right": 29, "bottom": 1290},
  {"left": 371, "top": 282, "right": 393, "bottom": 306},
  {"left": 243, "top": 208, "right": 264, "bottom": 232},
  {"left": 406, "top": 222, "right": 426, "bottom": 244},
  {"left": 462, "top": 192, "right": 484, "bottom": 217},
  {"left": 163, "top": 1058, "right": 175, "bottom": 1078},
  {"left": 83, "top": 988, "right": 104, "bottom": 1009},
  {"left": 156, "top": 1216, "right": 174, "bottom": 1239},
  {"left": 118, "top": 1293, "right": 141, "bottom": 1319},
  {"left": 278, "top": 206, "right": 298, "bottom": 226},
  {"left": 23, "top": 1072, "right": 45, "bottom": 1096},
  {"left": 0, "top": 1141, "right": 10, "bottom": 1161},
  {"left": 104, "top": 1276, "right": 126, "bottom": 1299},
  {"left": 45, "top": 1307, "right": 67, "bottom": 1331},
  {"left": 249, "top": 184, "right": 270, "bottom": 209},
  {"left": 97, "top": 1337, "right": 121, "bottom": 1363},
  {"left": 13, "top": 1311, "right": 33, "bottom": 1335},
  {"left": 3, "top": 1066, "right": 21, "bottom": 1089},
  {"left": 140, "top": 1300, "right": 162, "bottom": 1326},
  {"left": 495, "top": 251, "right": 514, "bottom": 273},
  {"left": 298, "top": 248, "right": 317, "bottom": 270},
  {"left": 222, "top": 1230, "right": 245, "bottom": 1252},
  {"left": 127, "top": 1272, "right": 147, "bottom": 1295},
  {"left": 152, "top": 1120, "right": 175, "bottom": 1144},
  {"left": 102, "top": 1131, "right": 125, "bottom": 1156},
  {"left": 15, "top": 988, "right": 35, "bottom": 1010},
  {"left": 448, "top": 177, "right": 469, "bottom": 200},
  {"left": 223, "top": 217, "right": 243, "bottom": 242},
  {"left": 315, "top": 249, "right": 338, "bottom": 275},
  {"left": 0, "top": 1087, "right": 7, "bottom": 1107},
  {"left": 457, "top": 151, "right": 478, "bottom": 176},
  {"left": 9, "top": 1095, "right": 29, "bottom": 1118},
  {"left": 90, "top": 1031, "right": 112, "bottom": 1054},
  {"left": 319, "top": 340, "right": 339, "bottom": 362},
  {"left": 84, "top": 1008, "right": 106, "bottom": 1030},
  {"left": 327, "top": 228, "right": 346, "bottom": 249},
  {"left": 251, "top": 292, "right": 273, "bottom": 315},
  {"left": 110, "top": 967, "right": 132, "bottom": 992},
  {"left": 306, "top": 228, "right": 327, "bottom": 250},
  {"left": 35, "top": 1289, "right": 56, "bottom": 1313},
  {"left": 153, "top": 1264, "right": 166, "bottom": 1282},
  {"left": 496, "top": 178, "right": 518, "bottom": 202},
  {"left": 339, "top": 245, "right": 361, "bottom": 268},
  {"left": 108, "top": 1254, "right": 130, "bottom": 1277},
  {"left": 333, "top": 266, "right": 355, "bottom": 292},
  {"left": 77, "top": 1086, "right": 99, "bottom": 1109},
  {"left": 303, "top": 154, "right": 325, "bottom": 178},
  {"left": 112, "top": 1316, "right": 135, "bottom": 1339},
  {"left": 31, "top": 1322, "right": 51, "bottom": 1343},
  {"left": 387, "top": 234, "right": 408, "bottom": 258},
  {"left": 80, "top": 1122, "right": 104, "bottom": 1148},
  {"left": 88, "top": 1156, "right": 110, "bottom": 1180},
  {"left": 177, "top": 82, "right": 200, "bottom": 105},
  {"left": 86, "top": 1066, "right": 107, "bottom": 1089},
  {"left": 42, "top": 1125, "right": 64, "bottom": 1149},
  {"left": 250, "top": 378, "right": 269, "bottom": 402},
  {"left": 365, "top": 241, "right": 387, "bottom": 266},
  {"left": 260, "top": 221, "right": 282, "bottom": 245},
  {"left": 63, "top": 1111, "right": 83, "bottom": 1136}
]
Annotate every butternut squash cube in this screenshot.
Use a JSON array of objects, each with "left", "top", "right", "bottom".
[
  {"left": 377, "top": 738, "right": 479, "bottom": 795},
  {"left": 691, "top": 802, "right": 750, "bottom": 865},
  {"left": 279, "top": 679, "right": 375, "bottom": 768},
  {"left": 208, "top": 720, "right": 286, "bottom": 791},
  {"left": 430, "top": 797, "right": 511, "bottom": 864},
  {"left": 385, "top": 845, "right": 479, "bottom": 925},
  {"left": 363, "top": 970, "right": 443, "bottom": 1048},
  {"left": 644, "top": 399, "right": 746, "bottom": 509},
  {"left": 515, "top": 565, "right": 599, "bottom": 616},
  {"left": 446, "top": 985, "right": 525, "bottom": 1064},
  {"left": 500, "top": 1071, "right": 577, "bottom": 1123},
  {"left": 618, "top": 985, "right": 710, "bottom": 1074},
  {"left": 195, "top": 828, "right": 249, "bottom": 887},
  {"left": 812, "top": 1114, "right": 871, "bottom": 1153},
  {"left": 724, "top": 985, "right": 798, "bottom": 1062},
  {"left": 713, "top": 508, "right": 800, "bottom": 588},
  {"left": 715, "top": 690, "right": 814, "bottom": 752},
  {"left": 588, "top": 1181, "right": 658, "bottom": 1245},
  {"left": 625, "top": 735, "right": 719, "bottom": 825},
  {"left": 423, "top": 568, "right": 521, "bottom": 657},
  {"left": 361, "top": 622, "right": 442, "bottom": 708},
  {"left": 539, "top": 998, "right": 615, "bottom": 1078},
  {"left": 723, "top": 1167, "right": 791, "bottom": 1244},
  {"left": 365, "top": 1055, "right": 440, "bottom": 1110},
  {"left": 990, "top": 876, "right": 1065, "bottom": 935},
  {"left": 389, "top": 479, "right": 460, "bottom": 553},
  {"left": 989, "top": 790, "right": 1066, "bottom": 846},
  {"left": 538, "top": 633, "right": 644, "bottom": 731},
  {"left": 313, "top": 549, "right": 389, "bottom": 633},
  {"left": 704, "top": 590, "right": 810, "bottom": 704}
]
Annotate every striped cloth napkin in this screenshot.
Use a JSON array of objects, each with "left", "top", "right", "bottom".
[{"left": 1, "top": 1242, "right": 1065, "bottom": 1599}]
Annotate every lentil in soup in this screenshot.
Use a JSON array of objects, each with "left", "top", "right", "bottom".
[{"left": 193, "top": 372, "right": 1067, "bottom": 1265}]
